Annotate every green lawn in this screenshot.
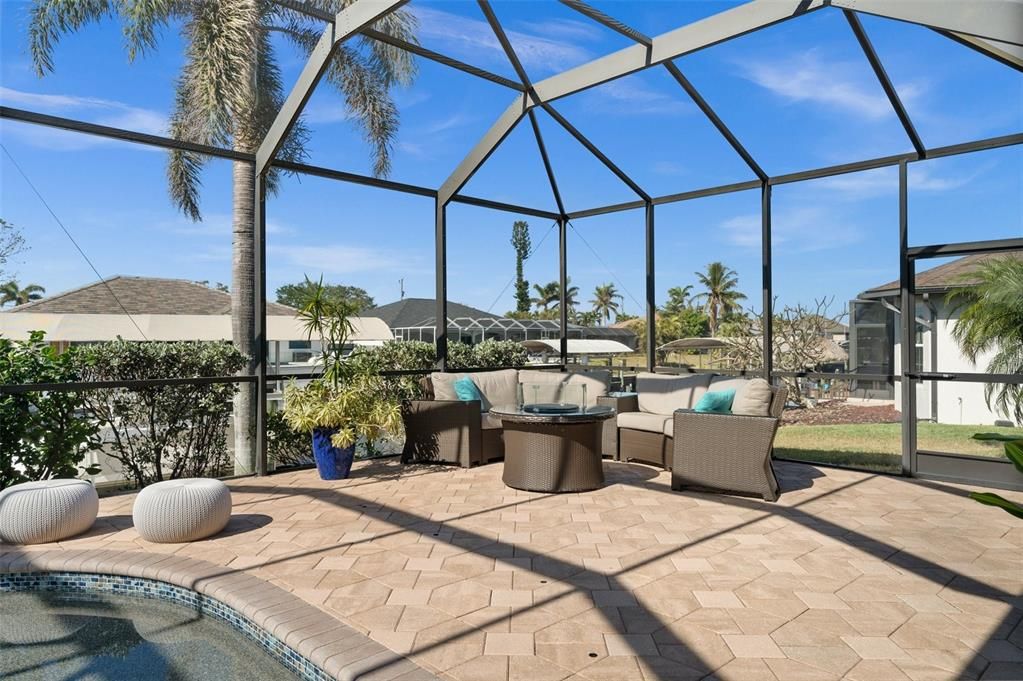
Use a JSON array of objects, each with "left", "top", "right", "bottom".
[{"left": 775, "top": 422, "right": 1021, "bottom": 472}]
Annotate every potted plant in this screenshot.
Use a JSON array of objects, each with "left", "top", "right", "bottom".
[{"left": 282, "top": 277, "right": 402, "bottom": 480}]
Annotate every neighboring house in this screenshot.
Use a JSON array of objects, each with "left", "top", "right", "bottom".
[
  {"left": 0, "top": 276, "right": 392, "bottom": 366},
  {"left": 368, "top": 297, "right": 638, "bottom": 349},
  {"left": 850, "top": 252, "right": 1021, "bottom": 425}
]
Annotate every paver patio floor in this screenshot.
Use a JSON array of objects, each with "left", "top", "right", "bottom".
[{"left": 4, "top": 459, "right": 1022, "bottom": 681}]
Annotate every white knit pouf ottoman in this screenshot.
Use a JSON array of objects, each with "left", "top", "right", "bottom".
[
  {"left": 0, "top": 479, "right": 99, "bottom": 545},
  {"left": 133, "top": 478, "right": 232, "bottom": 543}
]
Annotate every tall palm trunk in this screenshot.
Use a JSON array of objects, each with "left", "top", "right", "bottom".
[{"left": 231, "top": 156, "right": 256, "bottom": 474}]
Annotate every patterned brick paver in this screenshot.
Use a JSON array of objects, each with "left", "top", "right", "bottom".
[{"left": 3, "top": 459, "right": 1021, "bottom": 681}]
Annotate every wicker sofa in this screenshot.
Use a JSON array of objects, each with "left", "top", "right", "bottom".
[
  {"left": 615, "top": 373, "right": 787, "bottom": 472},
  {"left": 401, "top": 368, "right": 614, "bottom": 468}
]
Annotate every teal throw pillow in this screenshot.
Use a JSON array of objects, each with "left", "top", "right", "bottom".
[
  {"left": 694, "top": 388, "right": 736, "bottom": 414},
  {"left": 453, "top": 376, "right": 483, "bottom": 403}
]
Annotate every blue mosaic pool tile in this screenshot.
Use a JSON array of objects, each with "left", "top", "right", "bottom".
[{"left": 0, "top": 571, "right": 334, "bottom": 681}]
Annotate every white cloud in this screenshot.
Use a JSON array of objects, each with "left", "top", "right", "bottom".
[
  {"left": 652, "top": 160, "right": 686, "bottom": 176},
  {"left": 425, "top": 112, "right": 475, "bottom": 134},
  {"left": 514, "top": 18, "right": 604, "bottom": 43},
  {"left": 719, "top": 206, "right": 863, "bottom": 252},
  {"left": 0, "top": 86, "right": 168, "bottom": 150},
  {"left": 585, "top": 78, "right": 693, "bottom": 116},
  {"left": 271, "top": 243, "right": 423, "bottom": 276},
  {"left": 815, "top": 162, "right": 990, "bottom": 198},
  {"left": 736, "top": 50, "right": 924, "bottom": 120},
  {"left": 0, "top": 86, "right": 168, "bottom": 133},
  {"left": 410, "top": 6, "right": 592, "bottom": 72}
]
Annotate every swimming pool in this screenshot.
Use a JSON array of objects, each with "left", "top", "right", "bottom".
[{"left": 0, "top": 590, "right": 300, "bottom": 680}]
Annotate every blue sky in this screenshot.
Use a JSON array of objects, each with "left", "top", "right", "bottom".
[{"left": 1, "top": 0, "right": 1020, "bottom": 322}]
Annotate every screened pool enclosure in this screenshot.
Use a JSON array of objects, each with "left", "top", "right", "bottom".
[{"left": 1, "top": 0, "right": 1021, "bottom": 489}]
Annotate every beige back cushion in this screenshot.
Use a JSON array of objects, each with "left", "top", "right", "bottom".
[
  {"left": 518, "top": 369, "right": 610, "bottom": 407},
  {"left": 429, "top": 369, "right": 519, "bottom": 410},
  {"left": 731, "top": 378, "right": 774, "bottom": 417},
  {"left": 636, "top": 372, "right": 712, "bottom": 415}
]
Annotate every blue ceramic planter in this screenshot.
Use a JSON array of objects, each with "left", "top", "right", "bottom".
[{"left": 311, "top": 427, "right": 355, "bottom": 480}]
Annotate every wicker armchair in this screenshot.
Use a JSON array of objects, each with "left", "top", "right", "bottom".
[
  {"left": 671, "top": 385, "right": 788, "bottom": 501},
  {"left": 400, "top": 399, "right": 504, "bottom": 468}
]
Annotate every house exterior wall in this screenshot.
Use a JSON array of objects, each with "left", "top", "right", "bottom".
[{"left": 893, "top": 296, "right": 1011, "bottom": 426}]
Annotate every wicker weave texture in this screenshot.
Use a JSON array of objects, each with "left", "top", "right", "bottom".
[
  {"left": 501, "top": 421, "right": 605, "bottom": 493},
  {"left": 401, "top": 400, "right": 484, "bottom": 468},
  {"left": 671, "top": 384, "right": 788, "bottom": 501},
  {"left": 132, "top": 478, "right": 232, "bottom": 543},
  {"left": 0, "top": 479, "right": 98, "bottom": 545}
]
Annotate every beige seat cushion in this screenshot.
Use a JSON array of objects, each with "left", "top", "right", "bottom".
[
  {"left": 635, "top": 372, "right": 712, "bottom": 415},
  {"left": 518, "top": 369, "right": 610, "bottom": 407},
  {"left": 708, "top": 376, "right": 752, "bottom": 394},
  {"left": 731, "top": 378, "right": 774, "bottom": 417},
  {"left": 430, "top": 369, "right": 519, "bottom": 410},
  {"left": 618, "top": 411, "right": 671, "bottom": 434}
]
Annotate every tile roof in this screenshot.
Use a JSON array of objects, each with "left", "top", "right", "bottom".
[
  {"left": 6, "top": 276, "right": 297, "bottom": 316},
  {"left": 860, "top": 251, "right": 1022, "bottom": 298}
]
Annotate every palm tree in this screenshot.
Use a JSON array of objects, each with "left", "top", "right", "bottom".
[
  {"left": 552, "top": 278, "right": 579, "bottom": 313},
  {"left": 693, "top": 262, "right": 746, "bottom": 335},
  {"left": 531, "top": 282, "right": 559, "bottom": 311},
  {"left": 662, "top": 284, "right": 694, "bottom": 316},
  {"left": 1, "top": 281, "right": 45, "bottom": 307},
  {"left": 28, "top": 1, "right": 417, "bottom": 471},
  {"left": 950, "top": 256, "right": 1023, "bottom": 424},
  {"left": 590, "top": 283, "right": 622, "bottom": 325}
]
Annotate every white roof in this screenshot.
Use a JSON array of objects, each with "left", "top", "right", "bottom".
[
  {"left": 0, "top": 313, "right": 392, "bottom": 344},
  {"left": 521, "top": 338, "right": 634, "bottom": 355}
]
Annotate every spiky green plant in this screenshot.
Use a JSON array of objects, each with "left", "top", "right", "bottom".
[
  {"left": 968, "top": 433, "right": 1023, "bottom": 519},
  {"left": 28, "top": 0, "right": 417, "bottom": 470},
  {"left": 0, "top": 281, "right": 45, "bottom": 307},
  {"left": 949, "top": 256, "right": 1023, "bottom": 425}
]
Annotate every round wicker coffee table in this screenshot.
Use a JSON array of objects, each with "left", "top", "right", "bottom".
[{"left": 490, "top": 404, "right": 615, "bottom": 493}]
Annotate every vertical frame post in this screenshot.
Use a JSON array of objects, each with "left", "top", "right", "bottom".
[
  {"left": 435, "top": 198, "right": 448, "bottom": 371},
  {"left": 254, "top": 170, "right": 268, "bottom": 476},
  {"left": 898, "top": 160, "right": 917, "bottom": 475},
  {"left": 645, "top": 202, "right": 656, "bottom": 372},
  {"left": 761, "top": 182, "right": 773, "bottom": 380},
  {"left": 559, "top": 216, "right": 568, "bottom": 369}
]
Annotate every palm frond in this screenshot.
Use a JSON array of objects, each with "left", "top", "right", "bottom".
[
  {"left": 166, "top": 75, "right": 206, "bottom": 220},
  {"left": 253, "top": 24, "right": 309, "bottom": 195},
  {"left": 118, "top": 0, "right": 179, "bottom": 61},
  {"left": 29, "top": 0, "right": 113, "bottom": 76},
  {"left": 180, "top": 0, "right": 260, "bottom": 149}
]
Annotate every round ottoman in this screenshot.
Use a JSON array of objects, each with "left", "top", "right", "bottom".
[
  {"left": 0, "top": 479, "right": 98, "bottom": 545},
  {"left": 133, "top": 478, "right": 232, "bottom": 543}
]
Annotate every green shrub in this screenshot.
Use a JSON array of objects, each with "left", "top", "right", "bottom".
[
  {"left": 0, "top": 331, "right": 101, "bottom": 490},
  {"left": 76, "top": 340, "right": 246, "bottom": 488},
  {"left": 468, "top": 339, "right": 528, "bottom": 369},
  {"left": 266, "top": 409, "right": 313, "bottom": 469},
  {"left": 356, "top": 339, "right": 530, "bottom": 399}
]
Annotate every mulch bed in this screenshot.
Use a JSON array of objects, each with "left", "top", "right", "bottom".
[{"left": 780, "top": 400, "right": 901, "bottom": 427}]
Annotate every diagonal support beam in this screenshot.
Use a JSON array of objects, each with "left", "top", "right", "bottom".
[
  {"left": 843, "top": 10, "right": 926, "bottom": 159},
  {"left": 256, "top": 0, "right": 407, "bottom": 175},
  {"left": 477, "top": 1, "right": 535, "bottom": 94},
  {"left": 274, "top": 0, "right": 524, "bottom": 90},
  {"left": 439, "top": 0, "right": 823, "bottom": 207},
  {"left": 528, "top": 110, "right": 566, "bottom": 216},
  {"left": 541, "top": 103, "right": 650, "bottom": 201},
  {"left": 559, "top": 0, "right": 652, "bottom": 45},
  {"left": 437, "top": 94, "right": 528, "bottom": 205},
  {"left": 936, "top": 30, "right": 1023, "bottom": 73},
  {"left": 663, "top": 61, "right": 767, "bottom": 181},
  {"left": 830, "top": 0, "right": 1023, "bottom": 47}
]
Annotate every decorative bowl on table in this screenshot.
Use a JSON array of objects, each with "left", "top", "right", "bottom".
[{"left": 523, "top": 403, "right": 580, "bottom": 414}]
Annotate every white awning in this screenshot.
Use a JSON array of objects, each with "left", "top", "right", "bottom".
[
  {"left": 0, "top": 313, "right": 392, "bottom": 344},
  {"left": 521, "top": 338, "right": 634, "bottom": 355}
]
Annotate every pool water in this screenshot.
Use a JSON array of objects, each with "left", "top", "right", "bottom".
[{"left": 0, "top": 591, "right": 300, "bottom": 680}]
